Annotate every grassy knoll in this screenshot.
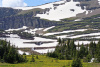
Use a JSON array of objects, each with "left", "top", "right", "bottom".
[{"left": 0, "top": 55, "right": 100, "bottom": 67}]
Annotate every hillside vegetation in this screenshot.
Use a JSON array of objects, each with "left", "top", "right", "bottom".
[{"left": 0, "top": 55, "right": 100, "bottom": 67}]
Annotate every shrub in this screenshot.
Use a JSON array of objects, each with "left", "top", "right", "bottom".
[
  {"left": 30, "top": 55, "right": 35, "bottom": 62},
  {"left": 83, "top": 54, "right": 92, "bottom": 62},
  {"left": 71, "top": 58, "right": 83, "bottom": 67}
]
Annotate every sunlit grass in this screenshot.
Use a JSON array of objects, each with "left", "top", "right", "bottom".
[{"left": 0, "top": 55, "right": 100, "bottom": 67}]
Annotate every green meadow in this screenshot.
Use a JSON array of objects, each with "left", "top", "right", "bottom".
[{"left": 0, "top": 55, "right": 100, "bottom": 67}]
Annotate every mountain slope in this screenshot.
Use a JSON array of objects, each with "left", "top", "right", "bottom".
[
  {"left": 0, "top": 0, "right": 100, "bottom": 30},
  {"left": 13, "top": 0, "right": 100, "bottom": 21}
]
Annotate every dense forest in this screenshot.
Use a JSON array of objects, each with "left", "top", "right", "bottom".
[{"left": 47, "top": 38, "right": 100, "bottom": 63}]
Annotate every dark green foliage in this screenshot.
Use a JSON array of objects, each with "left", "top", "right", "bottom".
[
  {"left": 95, "top": 40, "right": 100, "bottom": 62},
  {"left": 47, "top": 38, "right": 100, "bottom": 63},
  {"left": 70, "top": 40, "right": 76, "bottom": 57},
  {"left": 71, "top": 58, "right": 83, "bottom": 67},
  {"left": 79, "top": 44, "right": 86, "bottom": 58},
  {"left": 72, "top": 51, "right": 83, "bottom": 67},
  {"left": 47, "top": 39, "right": 76, "bottom": 60},
  {"left": 83, "top": 54, "right": 92, "bottom": 62},
  {"left": 0, "top": 40, "right": 27, "bottom": 63},
  {"left": 23, "top": 52, "right": 26, "bottom": 55},
  {"left": 36, "top": 55, "right": 39, "bottom": 59},
  {"left": 31, "top": 54, "right": 35, "bottom": 62},
  {"left": 18, "top": 32, "right": 34, "bottom": 40},
  {"left": 89, "top": 41, "right": 96, "bottom": 57},
  {"left": 57, "top": 38, "right": 62, "bottom": 44}
]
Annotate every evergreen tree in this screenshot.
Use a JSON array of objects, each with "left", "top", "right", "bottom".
[
  {"left": 85, "top": 44, "right": 89, "bottom": 57},
  {"left": 0, "top": 40, "right": 27, "bottom": 63},
  {"left": 86, "top": 54, "right": 92, "bottom": 62},
  {"left": 70, "top": 39, "right": 76, "bottom": 57},
  {"left": 57, "top": 38, "right": 62, "bottom": 44},
  {"left": 95, "top": 41, "right": 100, "bottom": 62},
  {"left": 71, "top": 57, "right": 83, "bottom": 67},
  {"left": 78, "top": 42, "right": 80, "bottom": 51},
  {"left": 89, "top": 41, "right": 96, "bottom": 57},
  {"left": 79, "top": 44, "right": 86, "bottom": 58}
]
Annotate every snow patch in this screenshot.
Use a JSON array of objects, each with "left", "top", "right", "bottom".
[
  {"left": 93, "top": 36, "right": 100, "bottom": 39},
  {"left": 12, "top": 0, "right": 87, "bottom": 21},
  {"left": 36, "top": 0, "right": 86, "bottom": 21},
  {"left": 98, "top": 0, "right": 100, "bottom": 5},
  {"left": 0, "top": 34, "right": 58, "bottom": 48},
  {"left": 89, "top": 58, "right": 95, "bottom": 63},
  {"left": 44, "top": 29, "right": 87, "bottom": 36},
  {"left": 24, "top": 28, "right": 43, "bottom": 34},
  {"left": 85, "top": 11, "right": 89, "bottom": 15},
  {"left": 43, "top": 26, "right": 55, "bottom": 31},
  {"left": 18, "top": 50, "right": 30, "bottom": 55},
  {"left": 66, "top": 32, "right": 100, "bottom": 39},
  {"left": 34, "top": 48, "right": 55, "bottom": 54},
  {"left": 74, "top": 19, "right": 82, "bottom": 21},
  {"left": 75, "top": 41, "right": 98, "bottom": 45},
  {"left": 5, "top": 26, "right": 28, "bottom": 31}
]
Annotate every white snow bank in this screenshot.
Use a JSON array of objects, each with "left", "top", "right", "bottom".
[
  {"left": 24, "top": 28, "right": 43, "bottom": 34},
  {"left": 98, "top": 0, "right": 100, "bottom": 5},
  {"left": 44, "top": 29, "right": 87, "bottom": 36},
  {"left": 66, "top": 32, "right": 100, "bottom": 39},
  {"left": 89, "top": 58, "right": 95, "bottom": 63},
  {"left": 74, "top": 19, "right": 82, "bottom": 21},
  {"left": 85, "top": 11, "right": 89, "bottom": 15},
  {"left": 0, "top": 34, "right": 58, "bottom": 48},
  {"left": 12, "top": 0, "right": 87, "bottom": 21},
  {"left": 93, "top": 36, "right": 100, "bottom": 39},
  {"left": 43, "top": 26, "right": 55, "bottom": 31},
  {"left": 5, "top": 26, "right": 28, "bottom": 31},
  {"left": 57, "top": 35, "right": 69, "bottom": 39},
  {"left": 18, "top": 50, "right": 30, "bottom": 55},
  {"left": 75, "top": 41, "right": 98, "bottom": 45},
  {"left": 6, "top": 34, "right": 19, "bottom": 38},
  {"left": 34, "top": 48, "right": 55, "bottom": 54},
  {"left": 36, "top": 0, "right": 86, "bottom": 21}
]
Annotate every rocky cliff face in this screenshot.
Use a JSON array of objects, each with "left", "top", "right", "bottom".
[{"left": 0, "top": 8, "right": 58, "bottom": 30}]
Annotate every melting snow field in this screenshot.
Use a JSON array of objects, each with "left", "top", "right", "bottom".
[
  {"left": 0, "top": 34, "right": 58, "bottom": 48},
  {"left": 36, "top": 0, "right": 86, "bottom": 21},
  {"left": 13, "top": 0, "right": 87, "bottom": 21},
  {"left": 0, "top": 33, "right": 99, "bottom": 53},
  {"left": 0, "top": 34, "right": 58, "bottom": 53},
  {"left": 44, "top": 29, "right": 87, "bottom": 36},
  {"left": 1, "top": 28, "right": 100, "bottom": 53}
]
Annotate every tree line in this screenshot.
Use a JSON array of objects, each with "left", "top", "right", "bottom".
[{"left": 47, "top": 38, "right": 100, "bottom": 63}]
